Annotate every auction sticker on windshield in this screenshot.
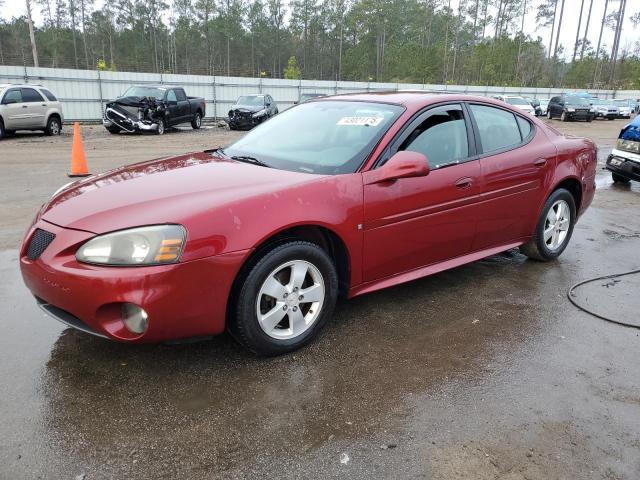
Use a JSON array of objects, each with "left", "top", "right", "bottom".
[{"left": 337, "top": 116, "right": 384, "bottom": 126}]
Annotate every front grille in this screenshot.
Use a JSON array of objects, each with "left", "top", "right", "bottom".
[{"left": 27, "top": 228, "right": 55, "bottom": 260}]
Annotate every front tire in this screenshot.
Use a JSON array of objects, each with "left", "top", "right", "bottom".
[
  {"left": 612, "top": 172, "right": 630, "bottom": 184},
  {"left": 0, "top": 120, "right": 4, "bottom": 140},
  {"left": 229, "top": 241, "right": 338, "bottom": 356},
  {"left": 156, "top": 119, "right": 166, "bottom": 135},
  {"left": 547, "top": 110, "right": 552, "bottom": 120},
  {"left": 560, "top": 111, "right": 568, "bottom": 122},
  {"left": 520, "top": 189, "right": 576, "bottom": 262},
  {"left": 106, "top": 126, "right": 121, "bottom": 134}
]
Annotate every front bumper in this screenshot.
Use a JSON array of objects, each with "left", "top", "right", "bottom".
[
  {"left": 20, "top": 220, "right": 249, "bottom": 342},
  {"left": 227, "top": 114, "right": 264, "bottom": 129},
  {"left": 103, "top": 107, "right": 159, "bottom": 132},
  {"left": 595, "top": 111, "right": 618, "bottom": 119},
  {"left": 606, "top": 152, "right": 640, "bottom": 182}
]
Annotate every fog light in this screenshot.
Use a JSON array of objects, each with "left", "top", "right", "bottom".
[{"left": 122, "top": 303, "right": 148, "bottom": 334}]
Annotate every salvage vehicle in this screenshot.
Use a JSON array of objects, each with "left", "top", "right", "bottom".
[
  {"left": 102, "top": 85, "right": 205, "bottom": 135},
  {"left": 295, "top": 93, "right": 327, "bottom": 104},
  {"left": 590, "top": 98, "right": 619, "bottom": 120},
  {"left": 547, "top": 94, "right": 594, "bottom": 122},
  {"left": 228, "top": 94, "right": 278, "bottom": 130},
  {"left": 499, "top": 96, "right": 535, "bottom": 115},
  {"left": 612, "top": 99, "right": 633, "bottom": 119},
  {"left": 524, "top": 97, "right": 542, "bottom": 116},
  {"left": 0, "top": 84, "right": 63, "bottom": 140},
  {"left": 606, "top": 115, "right": 640, "bottom": 184},
  {"left": 20, "top": 93, "right": 597, "bottom": 355},
  {"left": 538, "top": 98, "right": 550, "bottom": 116}
]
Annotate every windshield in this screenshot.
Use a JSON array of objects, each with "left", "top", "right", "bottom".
[
  {"left": 222, "top": 100, "right": 404, "bottom": 175},
  {"left": 236, "top": 95, "right": 264, "bottom": 106},
  {"left": 122, "top": 86, "right": 165, "bottom": 100},
  {"left": 505, "top": 97, "right": 528, "bottom": 106},
  {"left": 566, "top": 96, "right": 590, "bottom": 106},
  {"left": 614, "top": 99, "right": 632, "bottom": 107}
]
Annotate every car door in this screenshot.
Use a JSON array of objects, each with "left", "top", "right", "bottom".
[
  {"left": 1, "top": 88, "right": 29, "bottom": 129},
  {"left": 175, "top": 88, "right": 190, "bottom": 123},
  {"left": 468, "top": 103, "right": 554, "bottom": 250},
  {"left": 362, "top": 103, "right": 481, "bottom": 282},
  {"left": 165, "top": 89, "right": 180, "bottom": 125},
  {"left": 549, "top": 96, "right": 559, "bottom": 117},
  {"left": 21, "top": 87, "right": 47, "bottom": 127}
]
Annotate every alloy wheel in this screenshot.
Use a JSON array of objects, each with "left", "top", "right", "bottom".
[
  {"left": 544, "top": 199, "right": 570, "bottom": 251},
  {"left": 51, "top": 120, "right": 60, "bottom": 135},
  {"left": 256, "top": 259, "right": 325, "bottom": 340}
]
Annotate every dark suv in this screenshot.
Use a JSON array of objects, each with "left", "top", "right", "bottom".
[{"left": 547, "top": 94, "right": 594, "bottom": 122}]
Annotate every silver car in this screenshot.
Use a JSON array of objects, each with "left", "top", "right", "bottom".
[{"left": 0, "top": 84, "right": 64, "bottom": 140}]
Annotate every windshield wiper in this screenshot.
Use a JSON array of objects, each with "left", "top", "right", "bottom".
[{"left": 230, "top": 155, "right": 272, "bottom": 168}]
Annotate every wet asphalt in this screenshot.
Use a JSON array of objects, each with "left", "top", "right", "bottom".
[{"left": 1, "top": 121, "right": 639, "bottom": 479}]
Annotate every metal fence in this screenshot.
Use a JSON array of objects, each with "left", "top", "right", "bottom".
[{"left": 1, "top": 65, "right": 638, "bottom": 122}]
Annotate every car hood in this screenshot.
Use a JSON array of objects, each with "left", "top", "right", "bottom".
[
  {"left": 229, "top": 104, "right": 264, "bottom": 113},
  {"left": 41, "top": 151, "right": 323, "bottom": 234}
]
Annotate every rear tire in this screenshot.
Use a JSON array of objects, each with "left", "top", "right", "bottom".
[
  {"left": 547, "top": 110, "right": 552, "bottom": 120},
  {"left": 612, "top": 172, "right": 631, "bottom": 184},
  {"left": 520, "top": 189, "right": 576, "bottom": 262},
  {"left": 45, "top": 116, "right": 61, "bottom": 136},
  {"left": 229, "top": 241, "right": 338, "bottom": 356},
  {"left": 0, "top": 120, "right": 4, "bottom": 140},
  {"left": 191, "top": 112, "right": 202, "bottom": 129}
]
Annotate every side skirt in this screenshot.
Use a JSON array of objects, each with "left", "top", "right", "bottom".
[{"left": 348, "top": 241, "right": 524, "bottom": 298}]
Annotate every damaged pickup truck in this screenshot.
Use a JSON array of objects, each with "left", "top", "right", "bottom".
[{"left": 103, "top": 85, "right": 205, "bottom": 135}]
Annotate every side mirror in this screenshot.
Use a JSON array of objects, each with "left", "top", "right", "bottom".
[
  {"left": 266, "top": 102, "right": 272, "bottom": 107},
  {"left": 293, "top": 101, "right": 299, "bottom": 105},
  {"left": 364, "top": 150, "right": 430, "bottom": 185}
]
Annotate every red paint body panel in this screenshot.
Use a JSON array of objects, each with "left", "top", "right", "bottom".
[{"left": 19, "top": 93, "right": 597, "bottom": 342}]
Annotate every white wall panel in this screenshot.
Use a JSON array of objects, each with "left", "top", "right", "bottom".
[{"left": 0, "top": 65, "right": 624, "bottom": 121}]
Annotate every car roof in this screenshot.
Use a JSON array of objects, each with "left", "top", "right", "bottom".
[
  {"left": 0, "top": 83, "right": 45, "bottom": 89},
  {"left": 316, "top": 91, "right": 518, "bottom": 109},
  {"left": 131, "top": 84, "right": 182, "bottom": 89}
]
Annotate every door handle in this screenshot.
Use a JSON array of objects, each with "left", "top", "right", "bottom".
[
  {"left": 534, "top": 158, "right": 547, "bottom": 167},
  {"left": 22, "top": 105, "right": 28, "bottom": 108},
  {"left": 455, "top": 177, "right": 473, "bottom": 189}
]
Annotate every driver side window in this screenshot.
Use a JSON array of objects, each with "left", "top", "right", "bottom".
[
  {"left": 399, "top": 105, "right": 469, "bottom": 169},
  {"left": 167, "top": 90, "right": 177, "bottom": 102}
]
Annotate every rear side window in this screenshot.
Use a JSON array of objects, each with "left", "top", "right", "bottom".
[
  {"left": 2, "top": 89, "right": 22, "bottom": 104},
  {"left": 21, "top": 88, "right": 44, "bottom": 102},
  {"left": 399, "top": 104, "right": 469, "bottom": 169},
  {"left": 516, "top": 116, "right": 532, "bottom": 138},
  {"left": 175, "top": 89, "right": 187, "bottom": 101},
  {"left": 41, "top": 89, "right": 57, "bottom": 101},
  {"left": 470, "top": 104, "right": 522, "bottom": 153}
]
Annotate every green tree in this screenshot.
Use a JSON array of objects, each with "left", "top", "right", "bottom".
[{"left": 283, "top": 55, "right": 301, "bottom": 78}]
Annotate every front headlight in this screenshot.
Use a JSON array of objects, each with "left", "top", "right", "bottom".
[
  {"left": 589, "top": 108, "right": 595, "bottom": 112},
  {"left": 567, "top": 108, "right": 576, "bottom": 112},
  {"left": 252, "top": 109, "right": 267, "bottom": 118},
  {"left": 616, "top": 138, "right": 640, "bottom": 154},
  {"left": 76, "top": 225, "right": 186, "bottom": 266}
]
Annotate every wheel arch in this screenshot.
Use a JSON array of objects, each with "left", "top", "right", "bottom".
[
  {"left": 552, "top": 176, "right": 582, "bottom": 213},
  {"left": 228, "top": 224, "right": 351, "bottom": 311}
]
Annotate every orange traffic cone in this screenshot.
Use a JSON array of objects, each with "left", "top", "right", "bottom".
[{"left": 68, "top": 122, "right": 90, "bottom": 177}]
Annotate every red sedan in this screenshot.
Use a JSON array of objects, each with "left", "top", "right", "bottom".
[{"left": 20, "top": 93, "right": 597, "bottom": 355}]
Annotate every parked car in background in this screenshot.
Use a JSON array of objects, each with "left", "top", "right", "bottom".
[
  {"left": 525, "top": 97, "right": 542, "bottom": 116},
  {"left": 0, "top": 83, "right": 63, "bottom": 140},
  {"left": 228, "top": 94, "right": 278, "bottom": 130},
  {"left": 538, "top": 98, "right": 550, "bottom": 116},
  {"left": 295, "top": 93, "right": 327, "bottom": 104},
  {"left": 612, "top": 99, "right": 633, "bottom": 118},
  {"left": 606, "top": 115, "right": 640, "bottom": 184},
  {"left": 20, "top": 93, "right": 596, "bottom": 355},
  {"left": 102, "top": 85, "right": 205, "bottom": 135},
  {"left": 499, "top": 96, "right": 535, "bottom": 115},
  {"left": 590, "top": 98, "right": 619, "bottom": 120},
  {"left": 547, "top": 94, "right": 594, "bottom": 122}
]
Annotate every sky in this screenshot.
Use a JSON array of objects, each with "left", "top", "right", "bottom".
[{"left": 2, "top": 0, "right": 639, "bottom": 62}]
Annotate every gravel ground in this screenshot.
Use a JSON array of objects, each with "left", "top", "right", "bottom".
[{"left": 1, "top": 116, "right": 639, "bottom": 479}]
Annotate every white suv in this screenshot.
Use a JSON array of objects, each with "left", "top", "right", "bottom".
[{"left": 0, "top": 84, "right": 64, "bottom": 140}]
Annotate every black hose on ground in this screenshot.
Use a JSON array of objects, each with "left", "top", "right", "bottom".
[{"left": 567, "top": 269, "right": 640, "bottom": 329}]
